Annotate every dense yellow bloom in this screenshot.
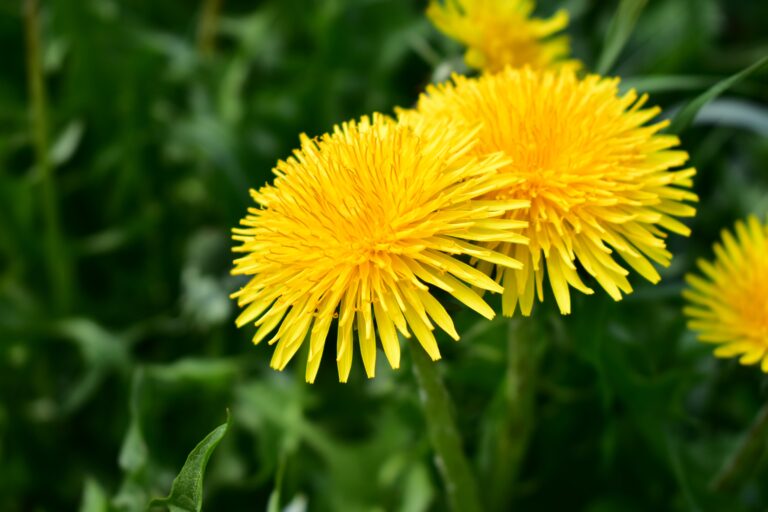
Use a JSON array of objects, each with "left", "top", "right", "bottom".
[
  {"left": 232, "top": 114, "right": 528, "bottom": 383},
  {"left": 400, "top": 68, "right": 697, "bottom": 316},
  {"left": 683, "top": 216, "right": 768, "bottom": 372},
  {"left": 427, "top": 0, "right": 577, "bottom": 72}
]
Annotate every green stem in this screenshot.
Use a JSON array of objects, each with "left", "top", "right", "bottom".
[
  {"left": 480, "top": 317, "right": 542, "bottom": 509},
  {"left": 410, "top": 342, "right": 482, "bottom": 512},
  {"left": 504, "top": 317, "right": 539, "bottom": 472},
  {"left": 197, "top": 0, "right": 223, "bottom": 58},
  {"left": 711, "top": 399, "right": 768, "bottom": 491},
  {"left": 23, "top": 0, "right": 71, "bottom": 312}
]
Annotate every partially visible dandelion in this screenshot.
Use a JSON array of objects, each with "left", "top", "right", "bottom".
[
  {"left": 231, "top": 114, "right": 529, "bottom": 383},
  {"left": 684, "top": 216, "right": 768, "bottom": 372},
  {"left": 400, "top": 67, "right": 697, "bottom": 316},
  {"left": 427, "top": 0, "right": 578, "bottom": 72}
]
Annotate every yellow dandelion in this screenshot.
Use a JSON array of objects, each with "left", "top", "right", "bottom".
[
  {"left": 231, "top": 114, "right": 529, "bottom": 383},
  {"left": 683, "top": 216, "right": 768, "bottom": 372},
  {"left": 427, "top": 0, "right": 577, "bottom": 72},
  {"left": 400, "top": 68, "right": 697, "bottom": 316}
]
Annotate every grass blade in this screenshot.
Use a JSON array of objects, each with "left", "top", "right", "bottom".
[
  {"left": 711, "top": 400, "right": 768, "bottom": 491},
  {"left": 596, "top": 0, "right": 647, "bottom": 75},
  {"left": 619, "top": 75, "right": 714, "bottom": 95},
  {"left": 669, "top": 55, "right": 768, "bottom": 134}
]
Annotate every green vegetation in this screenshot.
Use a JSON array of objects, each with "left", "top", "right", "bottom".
[{"left": 1, "top": 0, "right": 767, "bottom": 510}]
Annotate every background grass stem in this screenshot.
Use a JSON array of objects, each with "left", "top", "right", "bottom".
[{"left": 23, "top": 0, "right": 72, "bottom": 313}]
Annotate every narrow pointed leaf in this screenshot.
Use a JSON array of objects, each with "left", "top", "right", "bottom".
[
  {"left": 596, "top": 0, "right": 647, "bottom": 75},
  {"left": 619, "top": 75, "right": 713, "bottom": 95},
  {"left": 669, "top": 56, "right": 768, "bottom": 134},
  {"left": 149, "top": 412, "right": 231, "bottom": 512}
]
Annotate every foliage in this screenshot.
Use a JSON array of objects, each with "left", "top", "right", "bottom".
[{"left": 1, "top": 0, "right": 767, "bottom": 511}]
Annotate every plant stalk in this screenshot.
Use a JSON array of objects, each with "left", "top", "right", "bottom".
[
  {"left": 197, "top": 0, "right": 223, "bottom": 58},
  {"left": 23, "top": 0, "right": 71, "bottom": 312},
  {"left": 410, "top": 342, "right": 482, "bottom": 512},
  {"left": 480, "top": 316, "right": 542, "bottom": 509},
  {"left": 711, "top": 398, "right": 768, "bottom": 491}
]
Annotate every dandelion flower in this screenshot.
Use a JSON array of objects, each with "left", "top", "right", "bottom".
[
  {"left": 683, "top": 216, "right": 768, "bottom": 372},
  {"left": 400, "top": 68, "right": 697, "bottom": 316},
  {"left": 231, "top": 114, "right": 528, "bottom": 383},
  {"left": 427, "top": 0, "right": 577, "bottom": 72}
]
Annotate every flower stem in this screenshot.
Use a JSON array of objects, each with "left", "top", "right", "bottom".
[
  {"left": 23, "top": 0, "right": 72, "bottom": 313},
  {"left": 480, "top": 317, "right": 542, "bottom": 509},
  {"left": 410, "top": 342, "right": 482, "bottom": 512},
  {"left": 711, "top": 398, "right": 768, "bottom": 491}
]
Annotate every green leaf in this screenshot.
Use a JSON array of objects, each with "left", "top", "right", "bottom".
[
  {"left": 265, "top": 454, "right": 287, "bottom": 512},
  {"left": 711, "top": 401, "right": 768, "bottom": 491},
  {"left": 56, "top": 318, "right": 130, "bottom": 367},
  {"left": 78, "top": 478, "right": 110, "bottom": 512},
  {"left": 54, "top": 318, "right": 131, "bottom": 413},
  {"left": 687, "top": 98, "right": 768, "bottom": 136},
  {"left": 113, "top": 369, "right": 150, "bottom": 512},
  {"left": 619, "top": 75, "right": 713, "bottom": 95},
  {"left": 145, "top": 358, "right": 240, "bottom": 386},
  {"left": 400, "top": 463, "right": 434, "bottom": 512},
  {"left": 119, "top": 369, "right": 149, "bottom": 474},
  {"left": 50, "top": 120, "right": 84, "bottom": 166},
  {"left": 596, "top": 0, "right": 647, "bottom": 75},
  {"left": 669, "top": 55, "right": 768, "bottom": 133},
  {"left": 664, "top": 429, "right": 702, "bottom": 512},
  {"left": 149, "top": 411, "right": 231, "bottom": 512}
]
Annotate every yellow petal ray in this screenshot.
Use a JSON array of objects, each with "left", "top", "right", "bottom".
[
  {"left": 417, "top": 249, "right": 504, "bottom": 293},
  {"left": 336, "top": 306, "right": 355, "bottom": 383},
  {"left": 357, "top": 300, "right": 377, "bottom": 378},
  {"left": 252, "top": 302, "right": 290, "bottom": 345},
  {"left": 402, "top": 301, "right": 441, "bottom": 361},
  {"left": 271, "top": 312, "right": 312, "bottom": 371},
  {"left": 374, "top": 300, "right": 401, "bottom": 369},
  {"left": 305, "top": 313, "right": 333, "bottom": 383},
  {"left": 417, "top": 287, "right": 460, "bottom": 341},
  {"left": 437, "top": 273, "right": 496, "bottom": 320},
  {"left": 377, "top": 278, "right": 412, "bottom": 339}
]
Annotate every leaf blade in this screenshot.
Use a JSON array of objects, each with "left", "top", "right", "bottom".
[
  {"left": 669, "top": 56, "right": 768, "bottom": 133},
  {"left": 596, "top": 0, "right": 647, "bottom": 75},
  {"left": 149, "top": 412, "right": 231, "bottom": 512}
]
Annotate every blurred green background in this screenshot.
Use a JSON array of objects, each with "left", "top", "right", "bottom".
[{"left": 1, "top": 0, "right": 767, "bottom": 510}]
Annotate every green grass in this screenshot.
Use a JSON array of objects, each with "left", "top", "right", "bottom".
[{"left": 1, "top": 0, "right": 767, "bottom": 511}]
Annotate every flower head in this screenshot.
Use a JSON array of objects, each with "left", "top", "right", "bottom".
[
  {"left": 683, "top": 216, "right": 768, "bottom": 372},
  {"left": 232, "top": 114, "right": 528, "bottom": 382},
  {"left": 400, "top": 68, "right": 697, "bottom": 316},
  {"left": 427, "top": 0, "right": 577, "bottom": 72}
]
